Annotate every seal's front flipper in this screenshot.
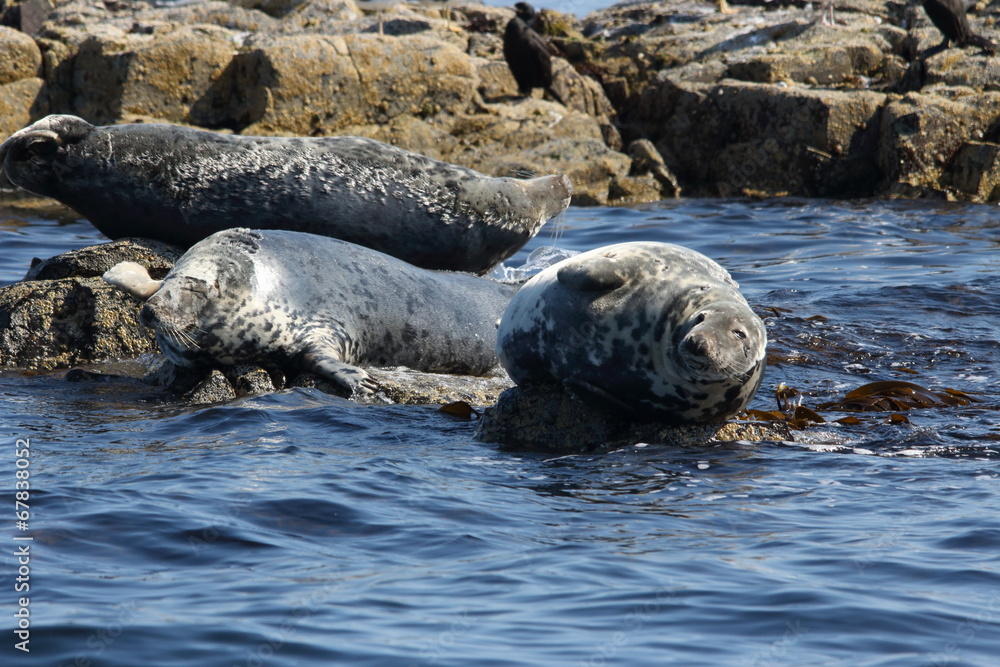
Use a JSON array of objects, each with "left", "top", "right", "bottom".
[
  {"left": 304, "top": 347, "right": 379, "bottom": 398},
  {"left": 103, "top": 262, "right": 164, "bottom": 300}
]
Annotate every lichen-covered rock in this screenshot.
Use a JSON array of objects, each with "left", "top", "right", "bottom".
[
  {"left": 0, "top": 77, "right": 46, "bottom": 140},
  {"left": 0, "top": 25, "right": 42, "bottom": 85},
  {"left": 878, "top": 92, "right": 1000, "bottom": 199},
  {"left": 945, "top": 142, "right": 1000, "bottom": 202},
  {"left": 0, "top": 277, "right": 156, "bottom": 369},
  {"left": 475, "top": 384, "right": 792, "bottom": 453},
  {"left": 478, "top": 137, "right": 633, "bottom": 205},
  {"left": 640, "top": 79, "right": 885, "bottom": 197},
  {"left": 223, "top": 33, "right": 476, "bottom": 135},
  {"left": 69, "top": 26, "right": 237, "bottom": 125},
  {"left": 23, "top": 238, "right": 183, "bottom": 282}
]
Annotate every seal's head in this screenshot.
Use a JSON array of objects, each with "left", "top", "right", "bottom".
[
  {"left": 0, "top": 115, "right": 95, "bottom": 197},
  {"left": 674, "top": 300, "right": 767, "bottom": 385},
  {"left": 136, "top": 230, "right": 262, "bottom": 367}
]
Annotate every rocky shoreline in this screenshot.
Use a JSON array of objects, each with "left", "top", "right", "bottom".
[{"left": 3, "top": 0, "right": 999, "bottom": 202}]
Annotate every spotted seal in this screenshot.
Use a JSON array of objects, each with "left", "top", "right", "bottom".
[
  {"left": 495, "top": 242, "right": 767, "bottom": 423},
  {"left": 104, "top": 229, "right": 518, "bottom": 396},
  {"left": 1, "top": 115, "right": 572, "bottom": 274}
]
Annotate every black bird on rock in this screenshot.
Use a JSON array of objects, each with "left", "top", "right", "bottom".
[
  {"left": 503, "top": 2, "right": 564, "bottom": 103},
  {"left": 919, "top": 0, "right": 996, "bottom": 56}
]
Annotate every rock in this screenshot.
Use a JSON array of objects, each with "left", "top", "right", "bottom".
[
  {"left": 70, "top": 26, "right": 237, "bottom": 125},
  {"left": 478, "top": 137, "right": 632, "bottom": 205},
  {"left": 224, "top": 364, "right": 280, "bottom": 397},
  {"left": 220, "top": 33, "right": 477, "bottom": 135},
  {"left": 627, "top": 138, "right": 681, "bottom": 198},
  {"left": 23, "top": 238, "right": 183, "bottom": 281},
  {"left": 475, "top": 384, "right": 792, "bottom": 453},
  {"left": 945, "top": 141, "right": 1000, "bottom": 201},
  {"left": 183, "top": 369, "right": 237, "bottom": 404},
  {"left": 292, "top": 367, "right": 513, "bottom": 407},
  {"left": 0, "top": 24, "right": 42, "bottom": 84},
  {"left": 476, "top": 57, "right": 519, "bottom": 101},
  {"left": 0, "top": 77, "right": 46, "bottom": 140},
  {"left": 0, "top": 238, "right": 186, "bottom": 370},
  {"left": 0, "top": 277, "right": 156, "bottom": 370},
  {"left": 640, "top": 79, "right": 885, "bottom": 198},
  {"left": 878, "top": 92, "right": 1000, "bottom": 199},
  {"left": 4, "top": 0, "right": 52, "bottom": 35},
  {"left": 726, "top": 43, "right": 885, "bottom": 86}
]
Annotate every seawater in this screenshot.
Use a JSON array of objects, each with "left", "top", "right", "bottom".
[{"left": 1, "top": 198, "right": 999, "bottom": 666}]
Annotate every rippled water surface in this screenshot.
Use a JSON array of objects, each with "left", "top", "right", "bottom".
[{"left": 2, "top": 198, "right": 999, "bottom": 666}]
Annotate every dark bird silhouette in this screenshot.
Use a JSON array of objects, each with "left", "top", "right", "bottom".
[
  {"left": 503, "top": 3, "right": 564, "bottom": 103},
  {"left": 920, "top": 0, "right": 996, "bottom": 56}
]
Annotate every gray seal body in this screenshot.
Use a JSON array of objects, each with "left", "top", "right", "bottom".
[
  {"left": 109, "top": 229, "right": 518, "bottom": 396},
  {"left": 1, "top": 115, "right": 572, "bottom": 274},
  {"left": 496, "top": 242, "right": 767, "bottom": 423}
]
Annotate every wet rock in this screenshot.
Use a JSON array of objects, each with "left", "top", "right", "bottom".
[
  {"left": 0, "top": 277, "right": 156, "bottom": 370},
  {"left": 183, "top": 369, "right": 237, "bottom": 404},
  {"left": 475, "top": 384, "right": 792, "bottom": 453},
  {"left": 292, "top": 367, "right": 513, "bottom": 407},
  {"left": 946, "top": 141, "right": 1000, "bottom": 201},
  {"left": 627, "top": 138, "right": 681, "bottom": 198},
  {"left": 878, "top": 92, "right": 1000, "bottom": 198},
  {"left": 0, "top": 238, "right": 186, "bottom": 370},
  {"left": 224, "top": 364, "right": 281, "bottom": 398},
  {"left": 0, "top": 24, "right": 42, "bottom": 84},
  {"left": 640, "top": 79, "right": 885, "bottom": 198},
  {"left": 23, "top": 238, "right": 183, "bottom": 281}
]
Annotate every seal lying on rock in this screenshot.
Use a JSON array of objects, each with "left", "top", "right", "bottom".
[
  {"left": 104, "top": 229, "right": 518, "bottom": 397},
  {"left": 1, "top": 115, "right": 572, "bottom": 274},
  {"left": 495, "top": 242, "right": 767, "bottom": 423}
]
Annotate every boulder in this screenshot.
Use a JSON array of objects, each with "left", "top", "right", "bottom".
[
  {"left": 0, "top": 77, "right": 46, "bottom": 140},
  {"left": 218, "top": 33, "right": 477, "bottom": 135},
  {"left": 0, "top": 24, "right": 42, "bottom": 84},
  {"left": 475, "top": 384, "right": 792, "bottom": 453},
  {"left": 0, "top": 277, "right": 156, "bottom": 370},
  {"left": 23, "top": 238, "right": 183, "bottom": 282},
  {"left": 878, "top": 92, "right": 1000, "bottom": 198},
  {"left": 69, "top": 26, "right": 237, "bottom": 125}
]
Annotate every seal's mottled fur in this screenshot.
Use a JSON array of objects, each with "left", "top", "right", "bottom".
[
  {"left": 1, "top": 115, "right": 572, "bottom": 274},
  {"left": 496, "top": 242, "right": 767, "bottom": 423}
]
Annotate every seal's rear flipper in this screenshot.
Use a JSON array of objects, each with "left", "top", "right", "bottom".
[
  {"left": 304, "top": 346, "right": 379, "bottom": 398},
  {"left": 103, "top": 261, "right": 163, "bottom": 300}
]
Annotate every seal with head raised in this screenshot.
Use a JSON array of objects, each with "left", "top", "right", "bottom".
[
  {"left": 104, "top": 229, "right": 519, "bottom": 397},
  {"left": 495, "top": 242, "right": 767, "bottom": 423},
  {"left": 1, "top": 115, "right": 572, "bottom": 274}
]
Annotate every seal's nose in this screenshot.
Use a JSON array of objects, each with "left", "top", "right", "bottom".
[{"left": 139, "top": 304, "right": 158, "bottom": 328}]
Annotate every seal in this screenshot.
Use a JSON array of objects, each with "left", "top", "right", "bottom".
[
  {"left": 0, "top": 114, "right": 572, "bottom": 274},
  {"left": 104, "top": 229, "right": 519, "bottom": 396},
  {"left": 495, "top": 241, "right": 767, "bottom": 423}
]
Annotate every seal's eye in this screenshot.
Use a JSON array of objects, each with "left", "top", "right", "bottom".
[
  {"left": 694, "top": 313, "right": 706, "bottom": 325},
  {"left": 733, "top": 329, "right": 746, "bottom": 340}
]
